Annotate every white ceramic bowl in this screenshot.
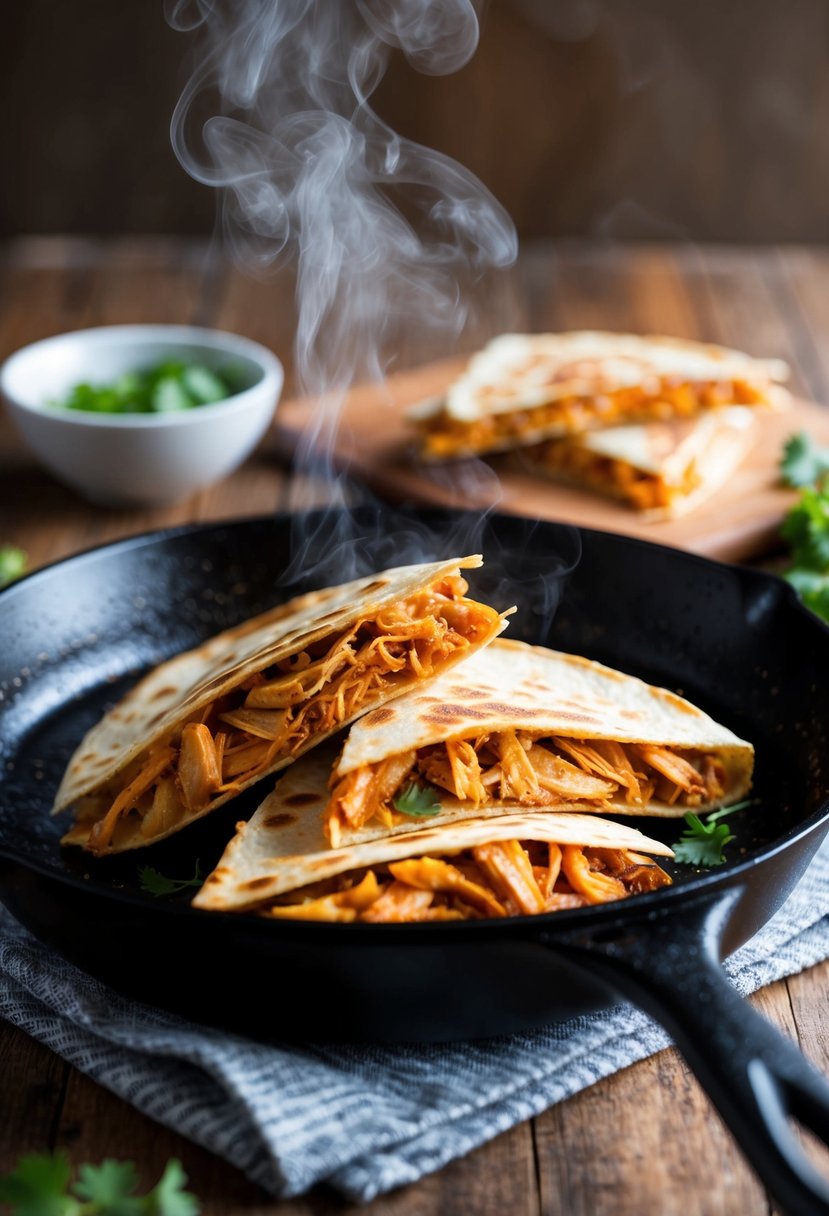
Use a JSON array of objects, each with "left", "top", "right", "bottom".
[{"left": 0, "top": 325, "right": 284, "bottom": 507}]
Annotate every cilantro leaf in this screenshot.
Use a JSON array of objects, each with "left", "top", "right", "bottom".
[
  {"left": 138, "top": 861, "right": 203, "bottom": 898},
  {"left": 146, "top": 1160, "right": 200, "bottom": 1216},
  {"left": 672, "top": 800, "right": 753, "bottom": 866},
  {"left": 0, "top": 1151, "right": 77, "bottom": 1216},
  {"left": 783, "top": 563, "right": 829, "bottom": 625},
  {"left": 781, "top": 485, "right": 829, "bottom": 570},
  {"left": 780, "top": 431, "right": 829, "bottom": 488},
  {"left": 393, "top": 782, "right": 441, "bottom": 818},
  {"left": 0, "top": 546, "right": 27, "bottom": 588},
  {"left": 779, "top": 434, "right": 829, "bottom": 623},
  {"left": 0, "top": 1153, "right": 200, "bottom": 1216},
  {"left": 72, "top": 1159, "right": 140, "bottom": 1211},
  {"left": 673, "top": 813, "right": 735, "bottom": 866}
]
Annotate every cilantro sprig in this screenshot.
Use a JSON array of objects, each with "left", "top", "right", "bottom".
[
  {"left": 781, "top": 432, "right": 829, "bottom": 488},
  {"left": 0, "top": 1152, "right": 199, "bottom": 1215},
  {"left": 393, "top": 782, "right": 441, "bottom": 818},
  {"left": 0, "top": 546, "right": 27, "bottom": 588},
  {"left": 778, "top": 433, "right": 829, "bottom": 624},
  {"left": 138, "top": 861, "right": 203, "bottom": 898},
  {"left": 672, "top": 799, "right": 754, "bottom": 866}
]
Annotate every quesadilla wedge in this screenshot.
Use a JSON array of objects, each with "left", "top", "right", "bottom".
[
  {"left": 55, "top": 557, "right": 508, "bottom": 855},
  {"left": 322, "top": 639, "right": 753, "bottom": 847},
  {"left": 516, "top": 406, "right": 757, "bottom": 517},
  {"left": 192, "top": 757, "right": 674, "bottom": 920},
  {"left": 412, "top": 331, "right": 790, "bottom": 460}
]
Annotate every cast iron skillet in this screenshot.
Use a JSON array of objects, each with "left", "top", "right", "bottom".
[{"left": 2, "top": 508, "right": 829, "bottom": 1213}]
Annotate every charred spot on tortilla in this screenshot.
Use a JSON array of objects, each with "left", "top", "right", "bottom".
[
  {"left": 660, "top": 691, "right": 702, "bottom": 716},
  {"left": 421, "top": 704, "right": 471, "bottom": 723},
  {"left": 307, "top": 853, "right": 349, "bottom": 868},
  {"left": 283, "top": 793, "right": 319, "bottom": 808},
  {"left": 363, "top": 707, "right": 396, "bottom": 726},
  {"left": 150, "top": 686, "right": 178, "bottom": 701},
  {"left": 263, "top": 812, "right": 299, "bottom": 828},
  {"left": 424, "top": 700, "right": 546, "bottom": 724},
  {"left": 548, "top": 710, "right": 597, "bottom": 722},
  {"left": 242, "top": 876, "right": 278, "bottom": 891},
  {"left": 446, "top": 685, "right": 493, "bottom": 700}
]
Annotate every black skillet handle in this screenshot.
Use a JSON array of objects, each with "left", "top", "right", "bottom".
[{"left": 542, "top": 887, "right": 829, "bottom": 1216}]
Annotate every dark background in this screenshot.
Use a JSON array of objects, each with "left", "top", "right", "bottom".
[{"left": 3, "top": 0, "right": 829, "bottom": 242}]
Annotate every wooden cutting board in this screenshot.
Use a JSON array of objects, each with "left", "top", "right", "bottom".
[{"left": 273, "top": 356, "right": 829, "bottom": 562}]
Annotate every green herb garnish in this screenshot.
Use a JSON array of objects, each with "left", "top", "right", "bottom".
[
  {"left": 138, "top": 860, "right": 203, "bottom": 897},
  {"left": 54, "top": 361, "right": 238, "bottom": 416},
  {"left": 781, "top": 431, "right": 829, "bottom": 488},
  {"left": 393, "top": 782, "right": 441, "bottom": 818},
  {"left": 0, "top": 1152, "right": 199, "bottom": 1215},
  {"left": 0, "top": 546, "right": 27, "bottom": 588},
  {"left": 672, "top": 799, "right": 754, "bottom": 866},
  {"left": 778, "top": 434, "right": 829, "bottom": 624}
]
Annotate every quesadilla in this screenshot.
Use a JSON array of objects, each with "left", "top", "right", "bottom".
[
  {"left": 323, "top": 639, "right": 753, "bottom": 847},
  {"left": 412, "top": 331, "right": 790, "bottom": 460},
  {"left": 55, "top": 557, "right": 507, "bottom": 855},
  {"left": 516, "top": 406, "right": 757, "bottom": 517},
  {"left": 192, "top": 757, "right": 674, "bottom": 920}
]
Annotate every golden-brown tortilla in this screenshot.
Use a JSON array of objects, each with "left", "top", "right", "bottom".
[
  {"left": 412, "top": 331, "right": 790, "bottom": 458},
  {"left": 327, "top": 639, "right": 754, "bottom": 844},
  {"left": 55, "top": 557, "right": 507, "bottom": 853},
  {"left": 517, "top": 406, "right": 757, "bottom": 518}
]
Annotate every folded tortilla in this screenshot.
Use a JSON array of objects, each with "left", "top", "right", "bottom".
[
  {"left": 322, "top": 639, "right": 753, "bottom": 847},
  {"left": 192, "top": 755, "right": 674, "bottom": 919},
  {"left": 54, "top": 557, "right": 508, "bottom": 855},
  {"left": 412, "top": 331, "right": 790, "bottom": 459},
  {"left": 516, "top": 406, "right": 757, "bottom": 517}
]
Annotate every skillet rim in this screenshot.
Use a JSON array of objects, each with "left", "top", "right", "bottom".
[{"left": 1, "top": 508, "right": 828, "bottom": 943}]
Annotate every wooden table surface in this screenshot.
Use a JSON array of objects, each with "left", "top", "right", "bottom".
[{"left": 2, "top": 237, "right": 829, "bottom": 1215}]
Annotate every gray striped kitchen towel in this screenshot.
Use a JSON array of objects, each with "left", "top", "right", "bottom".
[{"left": 2, "top": 839, "right": 829, "bottom": 1202}]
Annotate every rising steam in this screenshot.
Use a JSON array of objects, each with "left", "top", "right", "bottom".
[
  {"left": 167, "top": 0, "right": 517, "bottom": 403},
  {"left": 164, "top": 1, "right": 570, "bottom": 622}
]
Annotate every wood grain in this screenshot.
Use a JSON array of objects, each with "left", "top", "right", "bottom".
[
  {"left": 8, "top": 1, "right": 829, "bottom": 245},
  {"left": 2, "top": 239, "right": 829, "bottom": 1216}
]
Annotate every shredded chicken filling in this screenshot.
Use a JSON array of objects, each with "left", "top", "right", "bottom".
[
  {"left": 262, "top": 841, "right": 672, "bottom": 923},
  {"left": 419, "top": 377, "right": 767, "bottom": 459},
  {"left": 326, "top": 731, "right": 728, "bottom": 839},
  {"left": 522, "top": 439, "right": 702, "bottom": 511},
  {"left": 84, "top": 577, "right": 499, "bottom": 852}
]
